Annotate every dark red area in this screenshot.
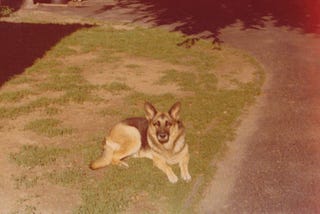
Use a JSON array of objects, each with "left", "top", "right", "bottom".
[
  {"left": 0, "top": 22, "right": 91, "bottom": 87},
  {"left": 113, "top": 0, "right": 320, "bottom": 39}
]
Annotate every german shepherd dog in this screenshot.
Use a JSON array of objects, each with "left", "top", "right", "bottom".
[{"left": 90, "top": 102, "right": 191, "bottom": 183}]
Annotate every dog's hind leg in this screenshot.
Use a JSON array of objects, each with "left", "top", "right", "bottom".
[
  {"left": 110, "top": 147, "right": 132, "bottom": 168},
  {"left": 89, "top": 143, "right": 114, "bottom": 170},
  {"left": 111, "top": 158, "right": 129, "bottom": 168}
]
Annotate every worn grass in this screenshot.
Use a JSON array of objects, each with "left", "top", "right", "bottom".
[
  {"left": 24, "top": 118, "right": 73, "bottom": 137},
  {"left": 0, "top": 97, "right": 54, "bottom": 119},
  {"left": 70, "top": 27, "right": 263, "bottom": 213},
  {"left": 10, "top": 145, "right": 69, "bottom": 168},
  {"left": 14, "top": 174, "right": 39, "bottom": 189},
  {"left": 5, "top": 25, "right": 265, "bottom": 213},
  {"left": 47, "top": 168, "right": 86, "bottom": 186},
  {"left": 0, "top": 90, "right": 33, "bottom": 103},
  {"left": 101, "top": 81, "right": 131, "bottom": 94},
  {"left": 44, "top": 107, "right": 61, "bottom": 116},
  {"left": 99, "top": 108, "right": 122, "bottom": 117}
]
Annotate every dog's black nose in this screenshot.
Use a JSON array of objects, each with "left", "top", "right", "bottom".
[{"left": 159, "top": 133, "right": 166, "bottom": 138}]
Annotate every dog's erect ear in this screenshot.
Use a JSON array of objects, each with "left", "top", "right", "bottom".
[
  {"left": 169, "top": 102, "right": 181, "bottom": 120},
  {"left": 144, "top": 102, "right": 157, "bottom": 121}
]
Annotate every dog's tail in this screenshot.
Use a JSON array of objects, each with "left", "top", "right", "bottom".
[{"left": 89, "top": 142, "right": 114, "bottom": 170}]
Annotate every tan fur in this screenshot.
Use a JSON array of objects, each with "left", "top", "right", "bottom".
[
  {"left": 90, "top": 123, "right": 141, "bottom": 169},
  {"left": 90, "top": 102, "right": 191, "bottom": 183}
]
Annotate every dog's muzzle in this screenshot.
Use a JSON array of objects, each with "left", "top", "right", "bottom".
[{"left": 157, "top": 132, "right": 169, "bottom": 143}]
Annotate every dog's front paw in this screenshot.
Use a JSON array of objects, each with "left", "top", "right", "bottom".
[
  {"left": 168, "top": 174, "right": 178, "bottom": 183},
  {"left": 118, "top": 161, "right": 129, "bottom": 168},
  {"left": 182, "top": 173, "right": 192, "bottom": 182}
]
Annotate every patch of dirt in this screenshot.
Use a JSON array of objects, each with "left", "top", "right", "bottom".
[
  {"left": 57, "top": 102, "right": 113, "bottom": 139},
  {"left": 0, "top": 134, "right": 23, "bottom": 213},
  {"left": 212, "top": 55, "right": 257, "bottom": 89},
  {"left": 63, "top": 52, "right": 98, "bottom": 66},
  {"left": 0, "top": 81, "right": 31, "bottom": 92},
  {"left": 13, "top": 183, "right": 81, "bottom": 214},
  {"left": 82, "top": 56, "right": 191, "bottom": 95},
  {"left": 0, "top": 111, "right": 82, "bottom": 213},
  {"left": 122, "top": 191, "right": 166, "bottom": 214},
  {"left": 0, "top": 130, "right": 81, "bottom": 213}
]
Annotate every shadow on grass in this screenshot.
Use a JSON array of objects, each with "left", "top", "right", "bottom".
[
  {"left": 0, "top": 22, "right": 92, "bottom": 87},
  {"left": 108, "top": 0, "right": 320, "bottom": 42}
]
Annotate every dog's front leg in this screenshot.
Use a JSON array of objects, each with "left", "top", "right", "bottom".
[
  {"left": 179, "top": 150, "right": 191, "bottom": 182},
  {"left": 153, "top": 157, "right": 178, "bottom": 183}
]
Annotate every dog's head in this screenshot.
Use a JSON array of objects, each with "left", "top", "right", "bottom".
[{"left": 144, "top": 101, "right": 182, "bottom": 144}]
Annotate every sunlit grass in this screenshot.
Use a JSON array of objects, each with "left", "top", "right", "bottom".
[{"left": 5, "top": 25, "right": 265, "bottom": 213}]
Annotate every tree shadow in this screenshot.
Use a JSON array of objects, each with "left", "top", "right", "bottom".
[
  {"left": 1, "top": 0, "right": 25, "bottom": 10},
  {"left": 113, "top": 0, "right": 320, "bottom": 42},
  {"left": 1, "top": 0, "right": 69, "bottom": 9},
  {"left": 0, "top": 22, "right": 92, "bottom": 87},
  {"left": 95, "top": 5, "right": 115, "bottom": 14}
]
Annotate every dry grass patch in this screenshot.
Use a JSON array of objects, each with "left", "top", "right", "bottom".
[{"left": 212, "top": 53, "right": 259, "bottom": 89}]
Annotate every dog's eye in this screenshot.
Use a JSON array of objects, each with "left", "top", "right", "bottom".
[
  {"left": 165, "top": 121, "right": 172, "bottom": 127},
  {"left": 153, "top": 121, "right": 160, "bottom": 127}
]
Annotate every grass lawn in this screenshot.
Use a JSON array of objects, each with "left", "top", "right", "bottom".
[{"left": 1, "top": 21, "right": 264, "bottom": 213}]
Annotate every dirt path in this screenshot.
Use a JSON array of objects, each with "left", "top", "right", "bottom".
[{"left": 200, "top": 22, "right": 320, "bottom": 213}]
